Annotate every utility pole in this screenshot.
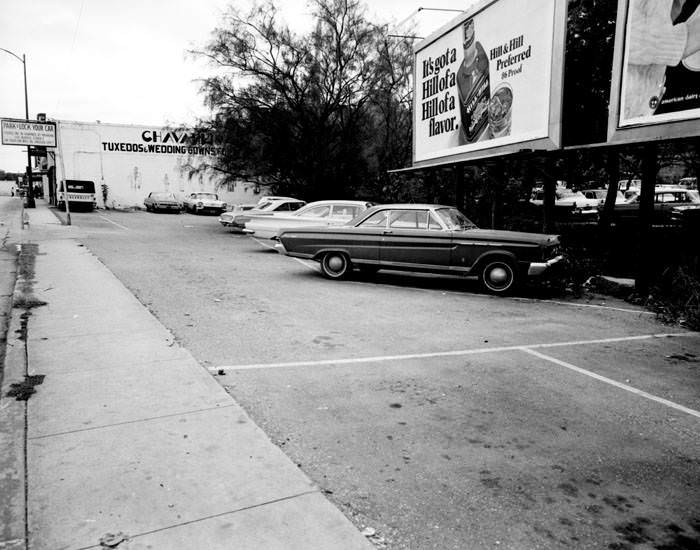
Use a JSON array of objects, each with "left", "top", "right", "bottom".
[{"left": 0, "top": 48, "right": 34, "bottom": 207}]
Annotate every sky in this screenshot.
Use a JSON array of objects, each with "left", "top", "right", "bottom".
[{"left": 0, "top": 0, "right": 472, "bottom": 172}]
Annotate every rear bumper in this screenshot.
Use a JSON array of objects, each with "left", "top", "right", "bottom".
[{"left": 527, "top": 255, "right": 564, "bottom": 276}]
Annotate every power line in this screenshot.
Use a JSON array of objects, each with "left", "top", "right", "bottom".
[{"left": 55, "top": 0, "right": 85, "bottom": 113}]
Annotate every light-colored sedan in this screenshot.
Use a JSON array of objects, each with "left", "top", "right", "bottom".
[
  {"left": 183, "top": 192, "right": 227, "bottom": 215},
  {"left": 144, "top": 191, "right": 182, "bottom": 213},
  {"left": 243, "top": 200, "right": 375, "bottom": 240},
  {"left": 581, "top": 189, "right": 627, "bottom": 206},
  {"left": 219, "top": 198, "right": 306, "bottom": 230},
  {"left": 530, "top": 189, "right": 599, "bottom": 217}
]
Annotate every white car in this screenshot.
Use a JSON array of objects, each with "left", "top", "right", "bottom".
[
  {"left": 581, "top": 189, "right": 627, "bottom": 206},
  {"left": 183, "top": 192, "right": 227, "bottom": 215},
  {"left": 233, "top": 196, "right": 300, "bottom": 211},
  {"left": 243, "top": 200, "right": 375, "bottom": 240},
  {"left": 530, "top": 189, "right": 599, "bottom": 216},
  {"left": 219, "top": 198, "right": 306, "bottom": 230}
]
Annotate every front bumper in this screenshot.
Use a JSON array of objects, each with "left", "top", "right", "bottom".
[{"left": 527, "top": 254, "right": 564, "bottom": 276}]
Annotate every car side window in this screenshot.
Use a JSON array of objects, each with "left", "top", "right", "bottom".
[
  {"left": 389, "top": 210, "right": 429, "bottom": 229},
  {"left": 330, "top": 205, "right": 359, "bottom": 221},
  {"left": 304, "top": 206, "right": 331, "bottom": 218},
  {"left": 358, "top": 211, "right": 388, "bottom": 228},
  {"left": 389, "top": 210, "right": 412, "bottom": 229},
  {"left": 290, "top": 202, "right": 304, "bottom": 211},
  {"left": 428, "top": 213, "right": 442, "bottom": 230}
]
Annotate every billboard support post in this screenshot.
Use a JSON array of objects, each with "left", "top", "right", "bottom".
[
  {"left": 542, "top": 157, "right": 556, "bottom": 234},
  {"left": 636, "top": 142, "right": 657, "bottom": 294},
  {"left": 599, "top": 147, "right": 621, "bottom": 232}
]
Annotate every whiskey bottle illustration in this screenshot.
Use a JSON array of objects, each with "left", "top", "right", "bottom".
[{"left": 457, "top": 18, "right": 490, "bottom": 144}]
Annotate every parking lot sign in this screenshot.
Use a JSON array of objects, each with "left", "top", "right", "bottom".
[{"left": 1, "top": 118, "right": 57, "bottom": 147}]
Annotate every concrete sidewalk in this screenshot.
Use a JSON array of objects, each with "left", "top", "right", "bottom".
[{"left": 3, "top": 201, "right": 372, "bottom": 549}]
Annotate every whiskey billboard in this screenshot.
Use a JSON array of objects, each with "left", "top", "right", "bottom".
[{"left": 412, "top": 0, "right": 566, "bottom": 167}]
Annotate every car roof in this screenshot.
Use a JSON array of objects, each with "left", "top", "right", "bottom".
[
  {"left": 368, "top": 203, "right": 452, "bottom": 209},
  {"left": 263, "top": 198, "right": 304, "bottom": 203},
  {"left": 301, "top": 200, "right": 373, "bottom": 207}
]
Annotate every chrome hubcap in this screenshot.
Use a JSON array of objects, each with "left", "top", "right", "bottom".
[
  {"left": 489, "top": 266, "right": 509, "bottom": 286},
  {"left": 328, "top": 256, "right": 344, "bottom": 272}
]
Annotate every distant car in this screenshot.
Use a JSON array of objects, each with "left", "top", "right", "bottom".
[
  {"left": 276, "top": 204, "right": 563, "bottom": 294},
  {"left": 233, "top": 196, "right": 300, "bottom": 211},
  {"left": 623, "top": 188, "right": 640, "bottom": 202},
  {"left": 530, "top": 188, "right": 599, "bottom": 218},
  {"left": 183, "top": 192, "right": 227, "bottom": 215},
  {"left": 144, "top": 192, "right": 182, "bottom": 213},
  {"left": 243, "top": 200, "right": 375, "bottom": 240},
  {"left": 614, "top": 187, "right": 700, "bottom": 224},
  {"left": 218, "top": 198, "right": 306, "bottom": 230},
  {"left": 581, "top": 189, "right": 627, "bottom": 206}
]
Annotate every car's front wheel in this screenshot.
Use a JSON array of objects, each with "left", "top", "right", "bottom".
[
  {"left": 320, "top": 252, "right": 351, "bottom": 280},
  {"left": 479, "top": 259, "right": 517, "bottom": 294}
]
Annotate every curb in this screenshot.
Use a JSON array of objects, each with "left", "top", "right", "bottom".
[
  {"left": 0, "top": 236, "right": 28, "bottom": 550},
  {"left": 0, "top": 308, "right": 28, "bottom": 550}
]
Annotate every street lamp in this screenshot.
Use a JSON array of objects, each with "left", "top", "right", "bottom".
[
  {"left": 0, "top": 47, "right": 35, "bottom": 208},
  {"left": 389, "top": 7, "right": 466, "bottom": 41}
]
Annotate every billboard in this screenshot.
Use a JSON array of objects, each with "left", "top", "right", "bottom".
[
  {"left": 1, "top": 119, "right": 57, "bottom": 147},
  {"left": 608, "top": 0, "right": 700, "bottom": 142},
  {"left": 412, "top": 0, "right": 566, "bottom": 167}
]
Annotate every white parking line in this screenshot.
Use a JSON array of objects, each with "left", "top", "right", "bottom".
[
  {"left": 521, "top": 347, "right": 700, "bottom": 419},
  {"left": 98, "top": 215, "right": 129, "bottom": 230},
  {"left": 531, "top": 299, "right": 654, "bottom": 315},
  {"left": 211, "top": 332, "right": 698, "bottom": 372},
  {"left": 251, "top": 237, "right": 276, "bottom": 250}
]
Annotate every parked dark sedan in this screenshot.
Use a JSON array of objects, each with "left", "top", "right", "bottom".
[
  {"left": 613, "top": 187, "right": 700, "bottom": 225},
  {"left": 276, "top": 204, "right": 563, "bottom": 294}
]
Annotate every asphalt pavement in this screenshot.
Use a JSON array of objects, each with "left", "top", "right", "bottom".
[
  {"left": 45, "top": 204, "right": 700, "bottom": 549},
  {"left": 0, "top": 199, "right": 373, "bottom": 550}
]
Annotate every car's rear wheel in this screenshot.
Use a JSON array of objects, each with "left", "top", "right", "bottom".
[
  {"left": 479, "top": 259, "right": 517, "bottom": 294},
  {"left": 320, "top": 252, "right": 351, "bottom": 280}
]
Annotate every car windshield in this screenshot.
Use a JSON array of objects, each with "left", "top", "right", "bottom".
[
  {"left": 151, "top": 192, "right": 176, "bottom": 200},
  {"left": 436, "top": 208, "right": 477, "bottom": 230},
  {"left": 257, "top": 200, "right": 279, "bottom": 210},
  {"left": 195, "top": 193, "right": 218, "bottom": 200}
]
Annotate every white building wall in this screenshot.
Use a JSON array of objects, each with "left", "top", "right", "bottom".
[{"left": 53, "top": 120, "right": 265, "bottom": 209}]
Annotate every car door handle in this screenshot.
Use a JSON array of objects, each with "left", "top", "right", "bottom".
[{"left": 383, "top": 230, "right": 393, "bottom": 235}]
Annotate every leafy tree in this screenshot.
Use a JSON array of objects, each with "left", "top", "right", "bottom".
[
  {"left": 191, "top": 0, "right": 413, "bottom": 201},
  {"left": 562, "top": 0, "right": 617, "bottom": 146}
]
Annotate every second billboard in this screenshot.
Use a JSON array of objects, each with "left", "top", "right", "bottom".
[{"left": 413, "top": 0, "right": 563, "bottom": 165}]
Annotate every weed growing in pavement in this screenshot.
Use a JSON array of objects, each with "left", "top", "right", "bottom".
[{"left": 639, "top": 265, "right": 700, "bottom": 331}]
